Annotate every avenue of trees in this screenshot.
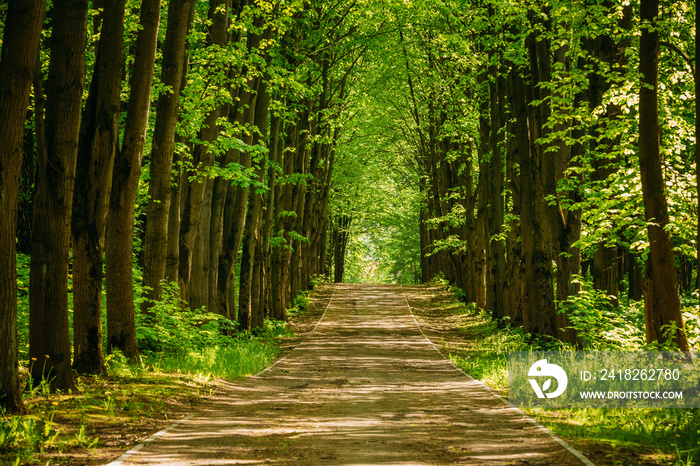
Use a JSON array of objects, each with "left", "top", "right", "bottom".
[{"left": 1, "top": 0, "right": 698, "bottom": 414}]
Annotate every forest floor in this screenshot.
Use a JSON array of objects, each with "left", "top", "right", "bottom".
[
  {"left": 14, "top": 283, "right": 679, "bottom": 465},
  {"left": 98, "top": 283, "right": 590, "bottom": 465}
]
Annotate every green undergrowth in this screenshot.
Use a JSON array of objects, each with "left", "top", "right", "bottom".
[
  {"left": 139, "top": 318, "right": 293, "bottom": 380},
  {"left": 3, "top": 318, "right": 292, "bottom": 465},
  {"left": 8, "top": 257, "right": 298, "bottom": 465},
  {"left": 1, "top": 365, "right": 210, "bottom": 466},
  {"left": 435, "top": 282, "right": 700, "bottom": 465}
]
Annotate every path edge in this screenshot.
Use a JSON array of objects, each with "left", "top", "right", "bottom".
[
  {"left": 400, "top": 285, "right": 596, "bottom": 466},
  {"left": 104, "top": 285, "right": 337, "bottom": 465},
  {"left": 253, "top": 284, "right": 336, "bottom": 376},
  {"left": 104, "top": 413, "right": 194, "bottom": 466}
]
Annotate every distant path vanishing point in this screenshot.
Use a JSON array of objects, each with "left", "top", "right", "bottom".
[{"left": 107, "top": 284, "right": 592, "bottom": 465}]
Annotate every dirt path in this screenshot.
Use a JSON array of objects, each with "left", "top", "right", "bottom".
[{"left": 109, "top": 284, "right": 590, "bottom": 465}]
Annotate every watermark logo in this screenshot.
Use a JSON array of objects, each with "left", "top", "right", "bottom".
[
  {"left": 510, "top": 352, "right": 699, "bottom": 407},
  {"left": 528, "top": 358, "right": 568, "bottom": 398}
]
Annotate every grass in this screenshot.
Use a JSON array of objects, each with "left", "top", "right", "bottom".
[
  {"left": 413, "top": 283, "right": 700, "bottom": 466},
  {"left": 143, "top": 319, "right": 294, "bottom": 380},
  {"left": 2, "top": 326, "right": 288, "bottom": 465},
  {"left": 4, "top": 315, "right": 293, "bottom": 465},
  {"left": 1, "top": 368, "right": 207, "bottom": 465},
  {"left": 7, "top": 255, "right": 316, "bottom": 465}
]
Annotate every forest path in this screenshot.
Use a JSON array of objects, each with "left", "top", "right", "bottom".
[{"left": 110, "top": 284, "right": 588, "bottom": 465}]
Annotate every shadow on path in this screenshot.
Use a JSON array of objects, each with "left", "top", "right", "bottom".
[{"left": 109, "top": 284, "right": 588, "bottom": 465}]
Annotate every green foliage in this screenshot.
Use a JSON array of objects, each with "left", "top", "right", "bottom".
[
  {"left": 532, "top": 407, "right": 700, "bottom": 465},
  {"left": 287, "top": 292, "right": 311, "bottom": 317},
  {"left": 436, "top": 285, "right": 700, "bottom": 463},
  {"left": 449, "top": 320, "right": 531, "bottom": 391},
  {"left": 136, "top": 280, "right": 236, "bottom": 354},
  {"left": 0, "top": 414, "right": 62, "bottom": 465},
  {"left": 148, "top": 335, "right": 277, "bottom": 380},
  {"left": 558, "top": 277, "right": 645, "bottom": 350},
  {"left": 15, "top": 254, "right": 30, "bottom": 363},
  {"left": 309, "top": 274, "right": 327, "bottom": 290},
  {"left": 134, "top": 280, "right": 289, "bottom": 380},
  {"left": 449, "top": 285, "right": 468, "bottom": 304}
]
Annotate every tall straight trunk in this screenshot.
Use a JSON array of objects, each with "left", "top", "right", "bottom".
[
  {"left": 17, "top": 107, "right": 36, "bottom": 256},
  {"left": 418, "top": 185, "right": 431, "bottom": 283},
  {"left": 458, "top": 144, "right": 477, "bottom": 302},
  {"left": 541, "top": 44, "right": 583, "bottom": 344},
  {"left": 165, "top": 152, "right": 184, "bottom": 284},
  {"left": 505, "top": 71, "right": 523, "bottom": 325},
  {"left": 179, "top": 0, "right": 231, "bottom": 307},
  {"left": 140, "top": 0, "right": 194, "bottom": 308},
  {"left": 0, "top": 0, "right": 45, "bottom": 413},
  {"left": 261, "top": 115, "right": 282, "bottom": 318},
  {"left": 333, "top": 215, "right": 352, "bottom": 283},
  {"left": 238, "top": 79, "right": 270, "bottom": 331},
  {"left": 290, "top": 110, "right": 311, "bottom": 302},
  {"left": 216, "top": 15, "right": 264, "bottom": 320},
  {"left": 271, "top": 124, "right": 299, "bottom": 317},
  {"left": 71, "top": 0, "right": 125, "bottom": 375},
  {"left": 638, "top": 0, "right": 689, "bottom": 350},
  {"left": 190, "top": 179, "right": 213, "bottom": 311},
  {"left": 29, "top": 0, "right": 89, "bottom": 390},
  {"left": 216, "top": 79, "right": 260, "bottom": 320},
  {"left": 513, "top": 63, "right": 558, "bottom": 338},
  {"left": 475, "top": 170, "right": 489, "bottom": 311},
  {"left": 487, "top": 65, "right": 507, "bottom": 321},
  {"left": 269, "top": 164, "right": 287, "bottom": 320},
  {"left": 106, "top": 0, "right": 161, "bottom": 359}
]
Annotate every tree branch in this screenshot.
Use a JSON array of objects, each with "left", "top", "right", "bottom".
[{"left": 659, "top": 40, "right": 695, "bottom": 79}]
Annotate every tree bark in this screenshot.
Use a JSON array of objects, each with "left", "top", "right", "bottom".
[
  {"left": 333, "top": 214, "right": 352, "bottom": 283},
  {"left": 238, "top": 78, "right": 270, "bottom": 332},
  {"left": 71, "top": 0, "right": 125, "bottom": 375},
  {"left": 487, "top": 63, "right": 507, "bottom": 321},
  {"left": 638, "top": 0, "right": 689, "bottom": 350},
  {"left": 106, "top": 0, "right": 161, "bottom": 360},
  {"left": 179, "top": 0, "right": 231, "bottom": 309},
  {"left": 140, "top": 0, "right": 194, "bottom": 308},
  {"left": 0, "top": 0, "right": 45, "bottom": 413},
  {"left": 29, "top": 0, "right": 89, "bottom": 391}
]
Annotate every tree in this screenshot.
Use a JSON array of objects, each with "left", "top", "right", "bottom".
[
  {"left": 178, "top": 0, "right": 232, "bottom": 309},
  {"left": 71, "top": 0, "right": 126, "bottom": 375},
  {"left": 105, "top": 0, "right": 162, "bottom": 360},
  {"left": 638, "top": 0, "right": 689, "bottom": 351},
  {"left": 29, "top": 0, "right": 89, "bottom": 390},
  {"left": 0, "top": 0, "right": 46, "bottom": 414},
  {"left": 140, "top": 0, "right": 195, "bottom": 309}
]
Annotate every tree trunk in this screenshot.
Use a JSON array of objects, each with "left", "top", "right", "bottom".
[
  {"left": 216, "top": 15, "right": 265, "bottom": 320},
  {"left": 140, "top": 0, "right": 194, "bottom": 309},
  {"left": 638, "top": 0, "right": 689, "bottom": 350},
  {"left": 216, "top": 78, "right": 260, "bottom": 320},
  {"left": 238, "top": 78, "right": 270, "bottom": 332},
  {"left": 513, "top": 60, "right": 558, "bottom": 338},
  {"left": 29, "top": 0, "right": 89, "bottom": 391},
  {"left": 261, "top": 115, "right": 283, "bottom": 318},
  {"left": 271, "top": 124, "right": 300, "bottom": 318},
  {"left": 179, "top": 0, "right": 231, "bottom": 308},
  {"left": 0, "top": 0, "right": 45, "bottom": 413},
  {"left": 71, "top": 0, "right": 125, "bottom": 375},
  {"left": 165, "top": 151, "right": 184, "bottom": 284},
  {"left": 106, "top": 0, "right": 161, "bottom": 360},
  {"left": 487, "top": 64, "right": 507, "bottom": 321},
  {"left": 333, "top": 214, "right": 352, "bottom": 283},
  {"left": 475, "top": 173, "right": 489, "bottom": 311}
]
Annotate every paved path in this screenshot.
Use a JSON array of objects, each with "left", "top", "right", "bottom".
[{"left": 110, "top": 284, "right": 589, "bottom": 465}]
